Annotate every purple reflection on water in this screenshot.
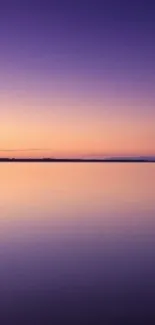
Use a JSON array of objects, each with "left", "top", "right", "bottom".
[{"left": 0, "top": 164, "right": 155, "bottom": 324}]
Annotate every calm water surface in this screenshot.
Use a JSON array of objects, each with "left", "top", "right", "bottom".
[{"left": 0, "top": 163, "right": 155, "bottom": 324}]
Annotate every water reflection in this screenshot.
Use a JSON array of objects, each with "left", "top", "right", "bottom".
[{"left": 0, "top": 163, "right": 155, "bottom": 324}]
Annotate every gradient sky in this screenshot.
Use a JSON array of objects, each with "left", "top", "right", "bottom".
[{"left": 0, "top": 0, "right": 155, "bottom": 157}]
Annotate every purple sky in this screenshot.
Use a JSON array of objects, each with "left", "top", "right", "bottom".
[{"left": 0, "top": 0, "right": 155, "bottom": 157}]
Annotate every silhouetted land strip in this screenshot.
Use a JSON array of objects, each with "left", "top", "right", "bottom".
[{"left": 0, "top": 158, "right": 155, "bottom": 163}]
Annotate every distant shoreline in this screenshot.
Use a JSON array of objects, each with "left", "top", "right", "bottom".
[{"left": 0, "top": 159, "right": 154, "bottom": 163}]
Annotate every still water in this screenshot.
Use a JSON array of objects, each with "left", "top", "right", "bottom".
[{"left": 0, "top": 163, "right": 155, "bottom": 324}]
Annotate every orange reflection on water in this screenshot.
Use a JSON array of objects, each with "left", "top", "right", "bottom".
[
  {"left": 0, "top": 163, "right": 155, "bottom": 214},
  {"left": 0, "top": 163, "right": 155, "bottom": 243}
]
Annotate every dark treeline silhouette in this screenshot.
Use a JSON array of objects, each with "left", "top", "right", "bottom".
[{"left": 0, "top": 157, "right": 155, "bottom": 163}]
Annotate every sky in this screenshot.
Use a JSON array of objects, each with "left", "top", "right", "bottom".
[{"left": 0, "top": 0, "right": 155, "bottom": 158}]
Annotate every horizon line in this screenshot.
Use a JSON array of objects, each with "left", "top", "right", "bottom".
[{"left": 0, "top": 156, "right": 155, "bottom": 159}]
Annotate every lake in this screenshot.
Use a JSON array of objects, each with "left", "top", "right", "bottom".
[{"left": 0, "top": 163, "right": 155, "bottom": 324}]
